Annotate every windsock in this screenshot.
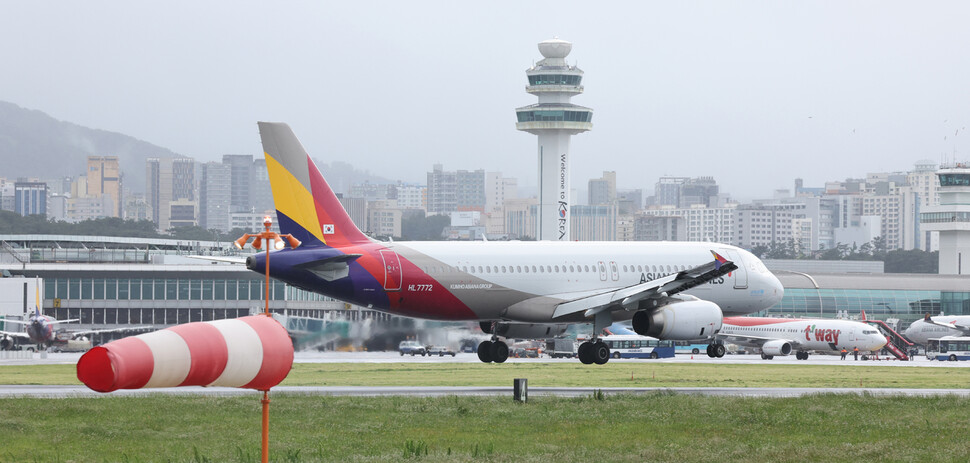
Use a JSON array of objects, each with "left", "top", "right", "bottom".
[{"left": 77, "top": 315, "right": 293, "bottom": 393}]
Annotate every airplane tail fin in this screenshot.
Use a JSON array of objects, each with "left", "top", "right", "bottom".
[{"left": 258, "top": 122, "right": 372, "bottom": 248}]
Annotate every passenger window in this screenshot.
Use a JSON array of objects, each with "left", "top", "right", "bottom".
[
  {"left": 555, "top": 265, "right": 560, "bottom": 273},
  {"left": 532, "top": 266, "right": 537, "bottom": 273},
  {"left": 539, "top": 266, "right": 544, "bottom": 273},
  {"left": 501, "top": 266, "right": 507, "bottom": 273},
  {"left": 486, "top": 267, "right": 491, "bottom": 273},
  {"left": 547, "top": 266, "right": 552, "bottom": 273},
  {"left": 517, "top": 266, "right": 522, "bottom": 273}
]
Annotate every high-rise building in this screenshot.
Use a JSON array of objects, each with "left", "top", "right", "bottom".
[
  {"left": 515, "top": 38, "right": 593, "bottom": 241},
  {"left": 223, "top": 154, "right": 254, "bottom": 213},
  {"left": 735, "top": 205, "right": 794, "bottom": 250},
  {"left": 147, "top": 157, "right": 197, "bottom": 231},
  {"left": 86, "top": 156, "right": 122, "bottom": 217},
  {"left": 200, "top": 162, "right": 231, "bottom": 231},
  {"left": 588, "top": 171, "right": 616, "bottom": 206},
  {"left": 427, "top": 164, "right": 456, "bottom": 215},
  {"left": 14, "top": 181, "right": 47, "bottom": 216}
]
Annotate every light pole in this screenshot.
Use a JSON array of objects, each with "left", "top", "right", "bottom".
[{"left": 234, "top": 216, "right": 300, "bottom": 463}]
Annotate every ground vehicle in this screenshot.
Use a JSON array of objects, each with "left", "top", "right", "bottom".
[
  {"left": 545, "top": 338, "right": 576, "bottom": 358},
  {"left": 600, "top": 334, "right": 675, "bottom": 359},
  {"left": 398, "top": 341, "right": 426, "bottom": 356},
  {"left": 674, "top": 341, "right": 709, "bottom": 355},
  {"left": 428, "top": 345, "right": 456, "bottom": 357},
  {"left": 926, "top": 336, "right": 970, "bottom": 361},
  {"left": 512, "top": 347, "right": 539, "bottom": 358}
]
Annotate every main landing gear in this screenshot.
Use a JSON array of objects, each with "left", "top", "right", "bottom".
[
  {"left": 706, "top": 343, "right": 725, "bottom": 358},
  {"left": 577, "top": 339, "right": 611, "bottom": 365},
  {"left": 795, "top": 351, "right": 810, "bottom": 360},
  {"left": 477, "top": 339, "right": 509, "bottom": 363}
]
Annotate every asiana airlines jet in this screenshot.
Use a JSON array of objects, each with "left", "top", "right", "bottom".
[{"left": 245, "top": 122, "right": 785, "bottom": 365}]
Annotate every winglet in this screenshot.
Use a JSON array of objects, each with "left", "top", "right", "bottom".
[{"left": 711, "top": 250, "right": 728, "bottom": 270}]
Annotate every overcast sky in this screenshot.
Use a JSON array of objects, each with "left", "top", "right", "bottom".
[{"left": 3, "top": 2, "right": 970, "bottom": 200}]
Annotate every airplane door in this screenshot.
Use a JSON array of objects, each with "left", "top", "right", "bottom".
[
  {"left": 379, "top": 250, "right": 402, "bottom": 291},
  {"left": 609, "top": 261, "right": 619, "bottom": 281},
  {"left": 598, "top": 261, "right": 608, "bottom": 281},
  {"left": 720, "top": 248, "right": 748, "bottom": 289}
]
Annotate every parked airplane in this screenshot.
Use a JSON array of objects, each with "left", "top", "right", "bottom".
[
  {"left": 244, "top": 122, "right": 785, "bottom": 365},
  {"left": 0, "top": 307, "right": 79, "bottom": 349},
  {"left": 0, "top": 307, "right": 150, "bottom": 352},
  {"left": 903, "top": 314, "right": 970, "bottom": 345},
  {"left": 710, "top": 316, "right": 888, "bottom": 360}
]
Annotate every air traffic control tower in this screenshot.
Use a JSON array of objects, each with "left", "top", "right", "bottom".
[
  {"left": 922, "top": 163, "right": 970, "bottom": 274},
  {"left": 516, "top": 38, "right": 593, "bottom": 241}
]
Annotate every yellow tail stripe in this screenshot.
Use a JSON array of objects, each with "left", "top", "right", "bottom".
[{"left": 264, "top": 152, "right": 325, "bottom": 243}]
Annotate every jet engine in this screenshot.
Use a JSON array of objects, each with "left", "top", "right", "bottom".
[
  {"left": 760, "top": 339, "right": 792, "bottom": 356},
  {"left": 481, "top": 322, "right": 568, "bottom": 339},
  {"left": 632, "top": 300, "right": 722, "bottom": 340}
]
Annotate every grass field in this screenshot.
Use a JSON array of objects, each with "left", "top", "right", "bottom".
[
  {"left": 3, "top": 361, "right": 969, "bottom": 461},
  {"left": 3, "top": 361, "right": 970, "bottom": 389},
  {"left": 2, "top": 393, "right": 970, "bottom": 462}
]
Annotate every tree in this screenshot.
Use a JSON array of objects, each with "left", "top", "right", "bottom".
[{"left": 401, "top": 211, "right": 450, "bottom": 241}]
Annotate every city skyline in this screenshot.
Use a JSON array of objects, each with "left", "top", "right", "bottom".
[{"left": 3, "top": 3, "right": 970, "bottom": 201}]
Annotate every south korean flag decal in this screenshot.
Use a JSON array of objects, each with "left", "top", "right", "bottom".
[{"left": 323, "top": 224, "right": 335, "bottom": 234}]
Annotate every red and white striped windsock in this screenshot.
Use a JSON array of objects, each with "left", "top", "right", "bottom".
[{"left": 77, "top": 315, "right": 293, "bottom": 393}]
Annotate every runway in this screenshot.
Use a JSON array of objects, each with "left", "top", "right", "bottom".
[
  {"left": 3, "top": 350, "right": 967, "bottom": 399},
  {"left": 1, "top": 349, "right": 963, "bottom": 367},
  {"left": 2, "top": 384, "right": 969, "bottom": 398}
]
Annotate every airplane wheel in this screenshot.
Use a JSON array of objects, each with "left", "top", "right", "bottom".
[
  {"left": 477, "top": 341, "right": 493, "bottom": 363},
  {"left": 592, "top": 342, "right": 610, "bottom": 365},
  {"left": 706, "top": 344, "right": 716, "bottom": 358},
  {"left": 632, "top": 311, "right": 650, "bottom": 336},
  {"left": 492, "top": 342, "right": 509, "bottom": 364},
  {"left": 714, "top": 344, "right": 726, "bottom": 358},
  {"left": 578, "top": 342, "right": 594, "bottom": 364},
  {"left": 761, "top": 353, "right": 773, "bottom": 360}
]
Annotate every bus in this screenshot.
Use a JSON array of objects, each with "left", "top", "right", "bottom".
[
  {"left": 600, "top": 334, "right": 675, "bottom": 359},
  {"left": 926, "top": 336, "right": 970, "bottom": 361},
  {"left": 674, "top": 341, "right": 709, "bottom": 355}
]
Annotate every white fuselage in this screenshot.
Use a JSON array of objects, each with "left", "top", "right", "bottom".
[
  {"left": 720, "top": 317, "right": 887, "bottom": 353},
  {"left": 385, "top": 240, "right": 784, "bottom": 322},
  {"left": 904, "top": 316, "right": 970, "bottom": 344}
]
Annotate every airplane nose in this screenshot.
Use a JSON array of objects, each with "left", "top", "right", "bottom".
[{"left": 767, "top": 272, "right": 785, "bottom": 306}]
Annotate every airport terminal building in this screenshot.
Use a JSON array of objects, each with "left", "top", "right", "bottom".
[{"left": 2, "top": 234, "right": 969, "bottom": 341}]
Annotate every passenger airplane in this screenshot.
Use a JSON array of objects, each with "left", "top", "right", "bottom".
[
  {"left": 245, "top": 122, "right": 784, "bottom": 365},
  {"left": 0, "top": 307, "right": 79, "bottom": 349},
  {"left": 711, "top": 316, "right": 887, "bottom": 360},
  {"left": 0, "top": 307, "right": 149, "bottom": 351},
  {"left": 903, "top": 314, "right": 970, "bottom": 345}
]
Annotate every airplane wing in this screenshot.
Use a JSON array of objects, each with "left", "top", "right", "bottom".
[
  {"left": 186, "top": 255, "right": 249, "bottom": 264},
  {"left": 67, "top": 326, "right": 155, "bottom": 338},
  {"left": 2, "top": 318, "right": 79, "bottom": 325},
  {"left": 0, "top": 330, "right": 29, "bottom": 340},
  {"left": 923, "top": 314, "right": 970, "bottom": 335},
  {"left": 552, "top": 251, "right": 738, "bottom": 319}
]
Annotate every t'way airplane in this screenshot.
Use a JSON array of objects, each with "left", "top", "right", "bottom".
[
  {"left": 710, "top": 316, "right": 887, "bottom": 360},
  {"left": 903, "top": 314, "right": 970, "bottom": 345},
  {"left": 245, "top": 122, "right": 784, "bottom": 365}
]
